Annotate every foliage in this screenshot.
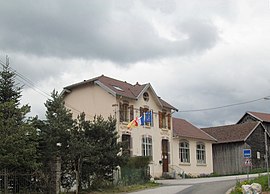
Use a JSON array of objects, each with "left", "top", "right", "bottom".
[
  {"left": 125, "top": 156, "right": 151, "bottom": 169},
  {"left": 38, "top": 90, "right": 74, "bottom": 193},
  {"left": 0, "top": 61, "right": 39, "bottom": 172},
  {"left": 62, "top": 112, "right": 93, "bottom": 192},
  {"left": 120, "top": 156, "right": 151, "bottom": 186},
  {"left": 231, "top": 175, "right": 270, "bottom": 194},
  {"left": 81, "top": 115, "right": 125, "bottom": 190}
]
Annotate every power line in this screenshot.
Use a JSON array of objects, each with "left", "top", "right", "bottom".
[
  {"left": 0, "top": 58, "right": 94, "bottom": 118},
  {"left": 0, "top": 59, "right": 51, "bottom": 99},
  {"left": 1, "top": 58, "right": 269, "bottom": 114},
  {"left": 179, "top": 96, "right": 269, "bottom": 113}
]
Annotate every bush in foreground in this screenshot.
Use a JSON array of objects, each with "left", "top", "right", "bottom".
[{"left": 231, "top": 175, "right": 270, "bottom": 194}]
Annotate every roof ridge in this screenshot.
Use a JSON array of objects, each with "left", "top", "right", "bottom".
[
  {"left": 202, "top": 121, "right": 259, "bottom": 129},
  {"left": 100, "top": 74, "right": 140, "bottom": 87}
]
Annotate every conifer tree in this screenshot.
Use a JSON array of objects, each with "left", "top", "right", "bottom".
[
  {"left": 67, "top": 113, "right": 92, "bottom": 194},
  {"left": 39, "top": 90, "right": 74, "bottom": 193},
  {"left": 0, "top": 59, "right": 38, "bottom": 172},
  {"left": 82, "top": 115, "right": 125, "bottom": 189}
]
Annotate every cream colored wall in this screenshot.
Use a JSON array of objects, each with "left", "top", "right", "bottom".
[
  {"left": 63, "top": 84, "right": 117, "bottom": 120},
  {"left": 171, "top": 137, "right": 213, "bottom": 176},
  {"left": 118, "top": 88, "right": 172, "bottom": 178},
  {"left": 64, "top": 85, "right": 173, "bottom": 178}
]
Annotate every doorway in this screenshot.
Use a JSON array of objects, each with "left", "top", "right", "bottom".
[{"left": 162, "top": 139, "right": 169, "bottom": 172}]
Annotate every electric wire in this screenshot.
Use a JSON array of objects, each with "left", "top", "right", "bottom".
[
  {"left": 1, "top": 58, "right": 269, "bottom": 114},
  {"left": 0, "top": 59, "right": 92, "bottom": 118},
  {"left": 178, "top": 97, "right": 269, "bottom": 113}
]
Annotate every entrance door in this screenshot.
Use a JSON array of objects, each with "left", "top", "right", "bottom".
[{"left": 162, "top": 139, "right": 169, "bottom": 173}]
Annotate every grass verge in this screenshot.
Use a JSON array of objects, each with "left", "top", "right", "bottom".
[{"left": 230, "top": 175, "right": 270, "bottom": 194}]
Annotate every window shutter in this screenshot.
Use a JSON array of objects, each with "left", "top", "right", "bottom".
[
  {"left": 159, "top": 111, "right": 162, "bottom": 128},
  {"left": 119, "top": 103, "right": 124, "bottom": 122},
  {"left": 151, "top": 110, "right": 154, "bottom": 127},
  {"left": 167, "top": 114, "right": 171, "bottom": 130},
  {"left": 129, "top": 105, "right": 134, "bottom": 121}
]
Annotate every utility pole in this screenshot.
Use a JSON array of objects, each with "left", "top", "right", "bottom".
[{"left": 265, "top": 130, "right": 270, "bottom": 188}]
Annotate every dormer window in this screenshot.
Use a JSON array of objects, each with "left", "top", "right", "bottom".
[
  {"left": 113, "top": 85, "right": 123, "bottom": 91},
  {"left": 143, "top": 92, "right": 149, "bottom": 101}
]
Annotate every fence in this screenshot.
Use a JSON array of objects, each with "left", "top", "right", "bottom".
[
  {"left": 118, "top": 166, "right": 150, "bottom": 186},
  {"left": 0, "top": 169, "right": 44, "bottom": 194}
]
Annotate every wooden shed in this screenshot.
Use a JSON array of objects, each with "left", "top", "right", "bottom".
[{"left": 202, "top": 122, "right": 270, "bottom": 175}]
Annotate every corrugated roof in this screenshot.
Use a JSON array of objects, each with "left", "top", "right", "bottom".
[
  {"left": 173, "top": 118, "right": 216, "bottom": 141},
  {"left": 202, "top": 122, "right": 260, "bottom": 144}
]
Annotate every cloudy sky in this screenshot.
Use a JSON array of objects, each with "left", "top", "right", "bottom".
[{"left": 1, "top": 0, "right": 270, "bottom": 127}]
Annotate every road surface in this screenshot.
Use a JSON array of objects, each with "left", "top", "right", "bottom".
[
  {"left": 129, "top": 174, "right": 261, "bottom": 194},
  {"left": 178, "top": 179, "right": 236, "bottom": 194}
]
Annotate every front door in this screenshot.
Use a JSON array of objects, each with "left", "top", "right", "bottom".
[{"left": 162, "top": 139, "right": 169, "bottom": 173}]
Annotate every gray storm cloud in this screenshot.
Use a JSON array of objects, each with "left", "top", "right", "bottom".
[{"left": 0, "top": 0, "right": 220, "bottom": 63}]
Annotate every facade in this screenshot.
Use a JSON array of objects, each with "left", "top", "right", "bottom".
[
  {"left": 61, "top": 75, "right": 178, "bottom": 178},
  {"left": 172, "top": 118, "right": 216, "bottom": 176},
  {"left": 202, "top": 122, "right": 270, "bottom": 175}
]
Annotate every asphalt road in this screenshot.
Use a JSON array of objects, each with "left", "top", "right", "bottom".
[
  {"left": 129, "top": 179, "right": 236, "bottom": 194},
  {"left": 129, "top": 174, "right": 260, "bottom": 194},
  {"left": 178, "top": 179, "right": 237, "bottom": 194}
]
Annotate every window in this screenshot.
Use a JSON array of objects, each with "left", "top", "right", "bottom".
[
  {"left": 113, "top": 85, "right": 123, "bottom": 91},
  {"left": 119, "top": 102, "right": 130, "bottom": 122},
  {"left": 159, "top": 111, "right": 171, "bottom": 129},
  {"left": 179, "top": 141, "right": 190, "bottom": 163},
  {"left": 197, "top": 143, "right": 206, "bottom": 164},
  {"left": 140, "top": 107, "right": 153, "bottom": 127},
  {"left": 143, "top": 92, "right": 149, "bottom": 101},
  {"left": 122, "top": 134, "right": 132, "bottom": 157},
  {"left": 142, "top": 135, "right": 152, "bottom": 159}
]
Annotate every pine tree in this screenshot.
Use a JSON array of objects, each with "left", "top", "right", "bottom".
[
  {"left": 39, "top": 90, "right": 74, "bottom": 193},
  {"left": 67, "top": 113, "right": 93, "bottom": 194},
  {"left": 0, "top": 59, "right": 38, "bottom": 172},
  {"left": 82, "top": 115, "right": 125, "bottom": 189}
]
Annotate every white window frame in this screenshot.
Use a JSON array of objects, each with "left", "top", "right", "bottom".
[
  {"left": 179, "top": 140, "right": 190, "bottom": 163},
  {"left": 196, "top": 143, "right": 206, "bottom": 164},
  {"left": 142, "top": 135, "right": 152, "bottom": 159}
]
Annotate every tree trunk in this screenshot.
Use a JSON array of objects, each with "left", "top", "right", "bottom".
[
  {"left": 55, "top": 156, "right": 61, "bottom": 194},
  {"left": 75, "top": 157, "right": 81, "bottom": 194}
]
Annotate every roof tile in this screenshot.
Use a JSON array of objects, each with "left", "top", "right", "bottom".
[
  {"left": 173, "top": 118, "right": 216, "bottom": 141},
  {"left": 202, "top": 122, "right": 259, "bottom": 144},
  {"left": 248, "top": 111, "right": 270, "bottom": 122},
  {"left": 64, "top": 75, "right": 177, "bottom": 110}
]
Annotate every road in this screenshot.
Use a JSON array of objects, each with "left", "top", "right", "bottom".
[
  {"left": 129, "top": 174, "right": 261, "bottom": 194},
  {"left": 178, "top": 179, "right": 236, "bottom": 194}
]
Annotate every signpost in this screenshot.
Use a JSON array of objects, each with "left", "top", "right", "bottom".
[{"left": 243, "top": 149, "right": 251, "bottom": 180}]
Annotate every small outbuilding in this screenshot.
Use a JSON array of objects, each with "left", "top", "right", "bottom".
[{"left": 202, "top": 121, "right": 270, "bottom": 175}]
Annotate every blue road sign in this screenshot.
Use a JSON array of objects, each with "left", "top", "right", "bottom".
[{"left": 243, "top": 149, "right": 251, "bottom": 158}]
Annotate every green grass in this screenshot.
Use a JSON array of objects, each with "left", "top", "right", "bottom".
[{"left": 230, "top": 175, "right": 270, "bottom": 194}]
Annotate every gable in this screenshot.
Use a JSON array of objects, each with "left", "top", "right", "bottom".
[
  {"left": 62, "top": 75, "right": 177, "bottom": 112},
  {"left": 238, "top": 111, "right": 270, "bottom": 124}
]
